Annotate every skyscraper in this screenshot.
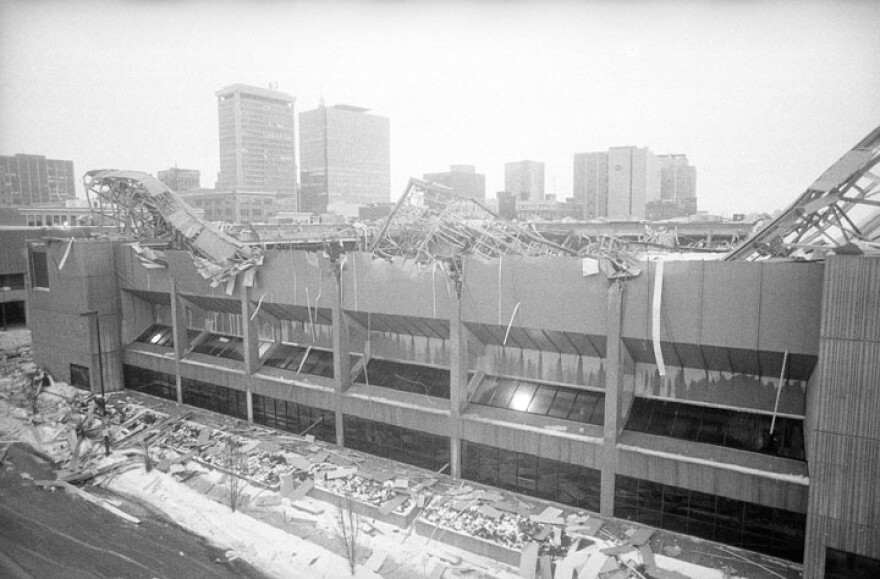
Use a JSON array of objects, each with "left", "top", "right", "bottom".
[
  {"left": 659, "top": 154, "right": 697, "bottom": 210},
  {"left": 0, "top": 154, "right": 75, "bottom": 206},
  {"left": 423, "top": 165, "right": 486, "bottom": 202},
  {"left": 299, "top": 103, "right": 390, "bottom": 213},
  {"left": 504, "top": 161, "right": 544, "bottom": 201},
  {"left": 215, "top": 84, "right": 297, "bottom": 197},
  {"left": 573, "top": 147, "right": 659, "bottom": 220}
]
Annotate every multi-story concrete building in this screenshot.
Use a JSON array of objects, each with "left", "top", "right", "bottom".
[
  {"left": 299, "top": 103, "right": 391, "bottom": 213},
  {"left": 215, "top": 84, "right": 297, "bottom": 197},
  {"left": 20, "top": 231, "right": 880, "bottom": 573},
  {"left": 1, "top": 154, "right": 76, "bottom": 206},
  {"left": 573, "top": 147, "right": 659, "bottom": 220},
  {"left": 659, "top": 154, "right": 697, "bottom": 215},
  {"left": 177, "top": 188, "right": 276, "bottom": 223},
  {"left": 423, "top": 165, "right": 486, "bottom": 202},
  {"left": 158, "top": 168, "right": 201, "bottom": 193},
  {"left": 504, "top": 160, "right": 544, "bottom": 201}
]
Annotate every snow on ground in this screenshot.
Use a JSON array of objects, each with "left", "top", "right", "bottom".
[{"left": 107, "top": 467, "right": 366, "bottom": 579}]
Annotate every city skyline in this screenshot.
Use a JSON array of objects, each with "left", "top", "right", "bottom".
[{"left": 1, "top": 1, "right": 878, "bottom": 216}]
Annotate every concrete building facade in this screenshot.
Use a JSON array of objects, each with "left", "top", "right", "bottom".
[
  {"left": 215, "top": 84, "right": 297, "bottom": 197},
  {"left": 22, "top": 232, "right": 880, "bottom": 573},
  {"left": 423, "top": 165, "right": 486, "bottom": 202},
  {"left": 177, "top": 188, "right": 276, "bottom": 223},
  {"left": 504, "top": 161, "right": 544, "bottom": 201},
  {"left": 299, "top": 104, "right": 391, "bottom": 213},
  {"left": 1, "top": 154, "right": 76, "bottom": 207},
  {"left": 573, "top": 147, "right": 659, "bottom": 220}
]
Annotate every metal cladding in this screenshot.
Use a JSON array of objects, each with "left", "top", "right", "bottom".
[
  {"left": 726, "top": 124, "right": 880, "bottom": 261},
  {"left": 82, "top": 170, "right": 263, "bottom": 287}
]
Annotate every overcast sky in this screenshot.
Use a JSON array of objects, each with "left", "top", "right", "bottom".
[{"left": 1, "top": 0, "right": 878, "bottom": 215}]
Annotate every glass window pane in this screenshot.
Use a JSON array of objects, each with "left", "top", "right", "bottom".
[
  {"left": 568, "top": 391, "right": 600, "bottom": 424},
  {"left": 508, "top": 382, "right": 537, "bottom": 411},
  {"left": 526, "top": 385, "right": 556, "bottom": 415},
  {"left": 547, "top": 389, "right": 577, "bottom": 419},
  {"left": 488, "top": 379, "right": 519, "bottom": 409}
]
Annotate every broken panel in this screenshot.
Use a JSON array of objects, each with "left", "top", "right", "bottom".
[{"left": 354, "top": 358, "right": 450, "bottom": 399}]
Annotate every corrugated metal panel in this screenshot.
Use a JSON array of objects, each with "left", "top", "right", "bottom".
[
  {"left": 821, "top": 255, "right": 880, "bottom": 341},
  {"left": 814, "top": 340, "right": 880, "bottom": 440},
  {"left": 803, "top": 514, "right": 880, "bottom": 579},
  {"left": 808, "top": 431, "right": 880, "bottom": 528}
]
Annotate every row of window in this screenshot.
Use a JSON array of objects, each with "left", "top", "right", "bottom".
[
  {"left": 472, "top": 376, "right": 605, "bottom": 426},
  {"left": 343, "top": 414, "right": 450, "bottom": 473},
  {"left": 123, "top": 364, "right": 248, "bottom": 420},
  {"left": 263, "top": 343, "right": 336, "bottom": 378},
  {"left": 252, "top": 393, "right": 336, "bottom": 444},
  {"left": 461, "top": 441, "right": 601, "bottom": 513},
  {"left": 625, "top": 397, "right": 805, "bottom": 460},
  {"left": 615, "top": 475, "right": 805, "bottom": 562}
]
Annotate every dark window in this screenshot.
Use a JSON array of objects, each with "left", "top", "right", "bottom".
[
  {"left": 825, "top": 548, "right": 880, "bottom": 579},
  {"left": 30, "top": 250, "right": 49, "bottom": 289},
  {"left": 0, "top": 273, "right": 25, "bottom": 290},
  {"left": 625, "top": 397, "right": 805, "bottom": 460},
  {"left": 343, "top": 415, "right": 449, "bottom": 473},
  {"left": 70, "top": 364, "right": 90, "bottom": 390},
  {"left": 472, "top": 375, "right": 604, "bottom": 426},
  {"left": 462, "top": 440, "right": 600, "bottom": 512},
  {"left": 614, "top": 475, "right": 805, "bottom": 562},
  {"left": 191, "top": 333, "right": 245, "bottom": 361},
  {"left": 263, "top": 343, "right": 335, "bottom": 378},
  {"left": 123, "top": 364, "right": 176, "bottom": 401},
  {"left": 181, "top": 377, "right": 247, "bottom": 420},
  {"left": 355, "top": 358, "right": 450, "bottom": 399},
  {"left": 135, "top": 324, "right": 174, "bottom": 347},
  {"left": 252, "top": 393, "right": 336, "bottom": 444}
]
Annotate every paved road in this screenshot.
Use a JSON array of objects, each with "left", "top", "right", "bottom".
[{"left": 0, "top": 443, "right": 272, "bottom": 579}]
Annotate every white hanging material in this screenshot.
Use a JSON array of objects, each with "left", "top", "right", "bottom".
[
  {"left": 652, "top": 260, "right": 666, "bottom": 377},
  {"left": 770, "top": 350, "right": 789, "bottom": 435}
]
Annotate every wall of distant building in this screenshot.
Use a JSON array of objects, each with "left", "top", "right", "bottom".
[{"left": 1, "top": 154, "right": 76, "bottom": 206}]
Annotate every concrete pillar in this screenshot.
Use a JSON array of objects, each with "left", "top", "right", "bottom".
[
  {"left": 240, "top": 285, "right": 260, "bottom": 424},
  {"left": 330, "top": 261, "right": 349, "bottom": 446},
  {"left": 169, "top": 278, "right": 185, "bottom": 405},
  {"left": 449, "top": 277, "right": 468, "bottom": 479},
  {"left": 600, "top": 281, "right": 625, "bottom": 516}
]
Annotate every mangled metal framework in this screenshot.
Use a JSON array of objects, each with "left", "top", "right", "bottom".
[
  {"left": 371, "top": 178, "right": 642, "bottom": 280},
  {"left": 83, "top": 170, "right": 263, "bottom": 286},
  {"left": 726, "top": 125, "right": 880, "bottom": 261}
]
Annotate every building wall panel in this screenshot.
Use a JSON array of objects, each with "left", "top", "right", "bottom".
[
  {"left": 461, "top": 418, "right": 602, "bottom": 468},
  {"left": 700, "top": 261, "right": 761, "bottom": 350},
  {"left": 803, "top": 514, "right": 880, "bottom": 579},
  {"left": 257, "top": 250, "right": 333, "bottom": 308},
  {"left": 808, "top": 431, "right": 880, "bottom": 528},
  {"left": 758, "top": 262, "right": 823, "bottom": 354},
  {"left": 341, "top": 395, "right": 451, "bottom": 438}
]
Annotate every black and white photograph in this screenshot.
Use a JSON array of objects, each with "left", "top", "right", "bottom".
[{"left": 1, "top": 1, "right": 879, "bottom": 578}]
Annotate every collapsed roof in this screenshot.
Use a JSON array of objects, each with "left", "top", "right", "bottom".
[
  {"left": 83, "top": 170, "right": 263, "bottom": 287},
  {"left": 726, "top": 125, "right": 880, "bottom": 261}
]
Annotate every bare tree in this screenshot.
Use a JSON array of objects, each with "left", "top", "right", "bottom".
[
  {"left": 335, "top": 497, "right": 361, "bottom": 575},
  {"left": 222, "top": 438, "right": 244, "bottom": 512}
]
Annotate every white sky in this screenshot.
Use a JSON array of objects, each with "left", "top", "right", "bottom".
[{"left": 1, "top": 0, "right": 878, "bottom": 215}]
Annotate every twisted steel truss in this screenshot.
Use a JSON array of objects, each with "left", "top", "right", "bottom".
[{"left": 726, "top": 125, "right": 880, "bottom": 261}]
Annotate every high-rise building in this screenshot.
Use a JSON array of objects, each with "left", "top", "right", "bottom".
[
  {"left": 423, "top": 165, "right": 486, "bottom": 202},
  {"left": 573, "top": 147, "right": 661, "bottom": 220},
  {"left": 158, "top": 168, "right": 201, "bottom": 193},
  {"left": 0, "top": 154, "right": 75, "bottom": 206},
  {"left": 299, "top": 103, "right": 390, "bottom": 213},
  {"left": 659, "top": 154, "right": 697, "bottom": 209},
  {"left": 504, "top": 161, "right": 544, "bottom": 201},
  {"left": 215, "top": 84, "right": 297, "bottom": 198}
]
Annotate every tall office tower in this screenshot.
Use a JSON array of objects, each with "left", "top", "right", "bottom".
[
  {"left": 573, "top": 152, "right": 609, "bottom": 219},
  {"left": 158, "top": 168, "right": 201, "bottom": 192},
  {"left": 299, "top": 103, "right": 391, "bottom": 214},
  {"left": 572, "top": 147, "right": 658, "bottom": 220},
  {"left": 0, "top": 154, "right": 75, "bottom": 206},
  {"left": 215, "top": 84, "right": 297, "bottom": 197},
  {"left": 659, "top": 154, "right": 698, "bottom": 214},
  {"left": 504, "top": 160, "right": 545, "bottom": 201},
  {"left": 423, "top": 164, "right": 486, "bottom": 202}
]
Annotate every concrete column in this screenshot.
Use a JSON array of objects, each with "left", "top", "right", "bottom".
[
  {"left": 600, "top": 281, "right": 625, "bottom": 516},
  {"left": 240, "top": 285, "right": 260, "bottom": 423},
  {"left": 449, "top": 279, "right": 468, "bottom": 479},
  {"left": 330, "top": 261, "right": 349, "bottom": 446},
  {"left": 169, "top": 278, "right": 185, "bottom": 405}
]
